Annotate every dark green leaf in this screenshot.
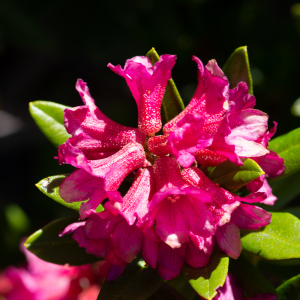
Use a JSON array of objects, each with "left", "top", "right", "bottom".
[
  {"left": 241, "top": 213, "right": 300, "bottom": 260},
  {"left": 36, "top": 175, "right": 105, "bottom": 213},
  {"left": 229, "top": 254, "right": 276, "bottom": 297},
  {"left": 98, "top": 258, "right": 163, "bottom": 300},
  {"left": 183, "top": 246, "right": 229, "bottom": 300},
  {"left": 209, "top": 158, "right": 264, "bottom": 191},
  {"left": 29, "top": 101, "right": 71, "bottom": 147},
  {"left": 25, "top": 217, "right": 100, "bottom": 265},
  {"left": 277, "top": 274, "right": 300, "bottom": 300},
  {"left": 146, "top": 48, "right": 184, "bottom": 123},
  {"left": 269, "top": 127, "right": 300, "bottom": 179},
  {"left": 223, "top": 46, "right": 253, "bottom": 94},
  {"left": 269, "top": 171, "right": 300, "bottom": 211},
  {"left": 148, "top": 283, "right": 187, "bottom": 300},
  {"left": 168, "top": 273, "right": 198, "bottom": 300}
]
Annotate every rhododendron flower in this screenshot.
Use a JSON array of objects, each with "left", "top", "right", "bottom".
[
  {"left": 56, "top": 53, "right": 284, "bottom": 281},
  {"left": 108, "top": 55, "right": 176, "bottom": 135},
  {"left": 205, "top": 273, "right": 277, "bottom": 300},
  {"left": 1, "top": 243, "right": 109, "bottom": 300}
]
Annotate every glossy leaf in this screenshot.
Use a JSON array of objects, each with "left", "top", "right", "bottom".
[
  {"left": 183, "top": 246, "right": 229, "bottom": 300},
  {"left": 269, "top": 171, "right": 300, "bottom": 211},
  {"left": 29, "top": 101, "right": 71, "bottom": 147},
  {"left": 25, "top": 217, "right": 100, "bottom": 265},
  {"left": 269, "top": 127, "right": 300, "bottom": 179},
  {"left": 148, "top": 283, "right": 187, "bottom": 300},
  {"left": 277, "top": 274, "right": 300, "bottom": 300},
  {"left": 36, "top": 175, "right": 104, "bottom": 212},
  {"left": 241, "top": 213, "right": 300, "bottom": 260},
  {"left": 209, "top": 158, "right": 264, "bottom": 191},
  {"left": 146, "top": 48, "right": 184, "bottom": 123},
  {"left": 98, "top": 259, "right": 163, "bottom": 300},
  {"left": 229, "top": 255, "right": 276, "bottom": 297},
  {"left": 223, "top": 46, "right": 253, "bottom": 94}
]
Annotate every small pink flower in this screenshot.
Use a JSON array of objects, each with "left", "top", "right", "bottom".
[{"left": 108, "top": 55, "right": 176, "bottom": 135}]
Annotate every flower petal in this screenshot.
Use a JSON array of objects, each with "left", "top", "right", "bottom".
[
  {"left": 157, "top": 243, "right": 186, "bottom": 281},
  {"left": 216, "top": 222, "right": 242, "bottom": 259}
]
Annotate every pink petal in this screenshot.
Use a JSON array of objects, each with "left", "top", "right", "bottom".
[
  {"left": 83, "top": 212, "right": 122, "bottom": 240},
  {"left": 163, "top": 57, "right": 228, "bottom": 136},
  {"left": 216, "top": 223, "right": 242, "bottom": 259},
  {"left": 59, "top": 222, "right": 85, "bottom": 237},
  {"left": 107, "top": 264, "right": 126, "bottom": 282},
  {"left": 118, "top": 167, "right": 155, "bottom": 226},
  {"left": 181, "top": 167, "right": 240, "bottom": 226},
  {"left": 231, "top": 203, "right": 272, "bottom": 230},
  {"left": 157, "top": 243, "right": 186, "bottom": 280},
  {"left": 225, "top": 109, "right": 269, "bottom": 157},
  {"left": 216, "top": 273, "right": 245, "bottom": 300},
  {"left": 186, "top": 239, "right": 211, "bottom": 268},
  {"left": 59, "top": 169, "right": 104, "bottom": 203},
  {"left": 108, "top": 55, "right": 176, "bottom": 134},
  {"left": 195, "top": 149, "right": 228, "bottom": 167},
  {"left": 72, "top": 227, "right": 108, "bottom": 258},
  {"left": 66, "top": 81, "right": 146, "bottom": 155},
  {"left": 148, "top": 134, "right": 172, "bottom": 156},
  {"left": 168, "top": 114, "right": 213, "bottom": 168},
  {"left": 189, "top": 233, "right": 215, "bottom": 255},
  {"left": 110, "top": 220, "right": 143, "bottom": 263},
  {"left": 142, "top": 228, "right": 160, "bottom": 268},
  {"left": 252, "top": 151, "right": 285, "bottom": 177},
  {"left": 59, "top": 141, "right": 148, "bottom": 191},
  {"left": 228, "top": 82, "right": 256, "bottom": 112},
  {"left": 153, "top": 156, "right": 187, "bottom": 190},
  {"left": 154, "top": 197, "right": 190, "bottom": 248}
]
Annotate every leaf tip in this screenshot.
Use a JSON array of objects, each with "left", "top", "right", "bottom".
[{"left": 25, "top": 229, "right": 43, "bottom": 248}]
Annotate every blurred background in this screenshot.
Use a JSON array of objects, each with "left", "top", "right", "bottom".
[{"left": 1, "top": 0, "right": 300, "bottom": 288}]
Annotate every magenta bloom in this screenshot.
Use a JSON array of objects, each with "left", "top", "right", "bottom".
[
  {"left": 56, "top": 53, "right": 283, "bottom": 282},
  {"left": 108, "top": 55, "right": 176, "bottom": 135},
  {"left": 1, "top": 243, "right": 109, "bottom": 300}
]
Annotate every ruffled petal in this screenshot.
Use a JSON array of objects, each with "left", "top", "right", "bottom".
[{"left": 185, "top": 238, "right": 211, "bottom": 268}]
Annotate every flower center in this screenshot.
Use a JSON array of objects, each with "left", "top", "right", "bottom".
[{"left": 166, "top": 194, "right": 180, "bottom": 203}]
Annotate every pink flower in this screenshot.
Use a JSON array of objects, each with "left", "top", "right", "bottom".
[
  {"left": 1, "top": 243, "right": 109, "bottom": 300},
  {"left": 108, "top": 55, "right": 176, "bottom": 135},
  {"left": 181, "top": 167, "right": 271, "bottom": 259},
  {"left": 56, "top": 53, "right": 283, "bottom": 281}
]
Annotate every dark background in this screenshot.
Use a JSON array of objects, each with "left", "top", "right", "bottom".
[{"left": 1, "top": 0, "right": 300, "bottom": 286}]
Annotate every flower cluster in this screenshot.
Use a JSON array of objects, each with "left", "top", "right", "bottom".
[
  {"left": 0, "top": 243, "right": 109, "bottom": 300},
  {"left": 58, "top": 54, "right": 284, "bottom": 280}
]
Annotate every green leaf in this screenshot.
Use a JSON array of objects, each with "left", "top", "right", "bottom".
[
  {"left": 183, "top": 246, "right": 229, "bottom": 300},
  {"left": 241, "top": 213, "right": 300, "bottom": 260},
  {"left": 269, "top": 127, "right": 300, "bottom": 179},
  {"left": 29, "top": 101, "right": 71, "bottom": 147},
  {"left": 25, "top": 217, "right": 100, "bottom": 265},
  {"left": 269, "top": 171, "right": 300, "bottom": 211},
  {"left": 277, "top": 274, "right": 300, "bottom": 300},
  {"left": 146, "top": 48, "right": 185, "bottom": 123},
  {"left": 223, "top": 46, "right": 253, "bottom": 94},
  {"left": 98, "top": 258, "right": 163, "bottom": 300},
  {"left": 229, "top": 254, "right": 276, "bottom": 297},
  {"left": 209, "top": 158, "right": 264, "bottom": 191},
  {"left": 36, "top": 175, "right": 105, "bottom": 213},
  {"left": 148, "top": 283, "right": 187, "bottom": 300}
]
